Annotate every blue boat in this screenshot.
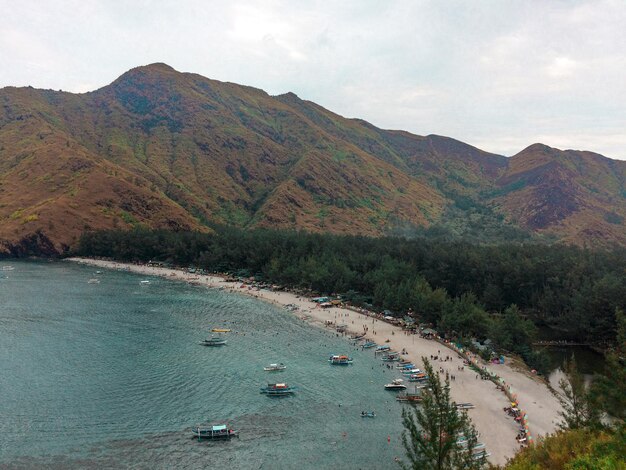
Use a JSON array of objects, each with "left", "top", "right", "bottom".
[
  {"left": 362, "top": 341, "right": 377, "bottom": 349},
  {"left": 329, "top": 355, "right": 353, "bottom": 365}
]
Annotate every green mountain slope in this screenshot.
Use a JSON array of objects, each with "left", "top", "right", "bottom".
[{"left": 0, "top": 63, "right": 624, "bottom": 253}]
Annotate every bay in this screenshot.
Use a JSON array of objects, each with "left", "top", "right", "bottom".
[{"left": 0, "top": 260, "right": 405, "bottom": 469}]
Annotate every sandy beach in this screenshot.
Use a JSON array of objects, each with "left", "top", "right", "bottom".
[{"left": 68, "top": 257, "right": 562, "bottom": 465}]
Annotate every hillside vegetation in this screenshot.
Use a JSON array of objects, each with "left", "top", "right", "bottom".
[{"left": 1, "top": 63, "right": 625, "bottom": 253}]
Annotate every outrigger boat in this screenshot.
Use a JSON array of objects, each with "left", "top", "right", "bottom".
[
  {"left": 402, "top": 368, "right": 422, "bottom": 375},
  {"left": 260, "top": 383, "right": 296, "bottom": 396},
  {"left": 264, "top": 363, "right": 287, "bottom": 371},
  {"left": 384, "top": 379, "right": 407, "bottom": 391},
  {"left": 360, "top": 411, "right": 376, "bottom": 418},
  {"left": 199, "top": 336, "right": 227, "bottom": 346},
  {"left": 397, "top": 363, "right": 416, "bottom": 369},
  {"left": 211, "top": 328, "right": 231, "bottom": 333},
  {"left": 375, "top": 345, "right": 391, "bottom": 352},
  {"left": 191, "top": 423, "right": 239, "bottom": 440},
  {"left": 408, "top": 374, "right": 429, "bottom": 382},
  {"left": 456, "top": 403, "right": 475, "bottom": 410},
  {"left": 396, "top": 393, "right": 423, "bottom": 404},
  {"left": 362, "top": 341, "right": 377, "bottom": 349},
  {"left": 329, "top": 355, "right": 353, "bottom": 365},
  {"left": 351, "top": 333, "right": 366, "bottom": 340}
]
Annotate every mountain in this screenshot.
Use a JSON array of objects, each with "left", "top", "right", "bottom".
[{"left": 0, "top": 63, "right": 624, "bottom": 254}]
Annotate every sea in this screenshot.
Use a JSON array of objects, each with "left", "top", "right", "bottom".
[{"left": 0, "top": 260, "right": 406, "bottom": 469}]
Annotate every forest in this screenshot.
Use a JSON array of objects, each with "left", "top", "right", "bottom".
[{"left": 74, "top": 226, "right": 626, "bottom": 367}]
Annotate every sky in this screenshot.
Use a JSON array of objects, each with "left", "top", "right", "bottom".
[{"left": 1, "top": 0, "right": 625, "bottom": 159}]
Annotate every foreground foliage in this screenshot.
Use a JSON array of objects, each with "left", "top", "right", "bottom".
[
  {"left": 502, "top": 427, "right": 625, "bottom": 470},
  {"left": 399, "top": 359, "right": 485, "bottom": 469}
]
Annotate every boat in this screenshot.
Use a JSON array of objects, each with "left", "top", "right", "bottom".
[
  {"left": 375, "top": 345, "right": 391, "bottom": 352},
  {"left": 456, "top": 403, "right": 475, "bottom": 410},
  {"left": 211, "top": 328, "right": 231, "bottom": 333},
  {"left": 384, "top": 379, "right": 407, "bottom": 391},
  {"left": 360, "top": 411, "right": 376, "bottom": 418},
  {"left": 329, "top": 355, "right": 353, "bottom": 365},
  {"left": 397, "top": 363, "right": 416, "bottom": 369},
  {"left": 199, "top": 336, "right": 227, "bottom": 346},
  {"left": 264, "top": 363, "right": 287, "bottom": 371},
  {"left": 362, "top": 341, "right": 377, "bottom": 349},
  {"left": 87, "top": 278, "right": 100, "bottom": 284},
  {"left": 402, "top": 368, "right": 422, "bottom": 375},
  {"left": 351, "top": 333, "right": 366, "bottom": 340},
  {"left": 140, "top": 280, "right": 150, "bottom": 284},
  {"left": 396, "top": 393, "right": 423, "bottom": 404},
  {"left": 1, "top": 266, "right": 15, "bottom": 271},
  {"left": 260, "top": 383, "right": 296, "bottom": 396},
  {"left": 191, "top": 423, "right": 239, "bottom": 439},
  {"left": 408, "top": 375, "right": 429, "bottom": 383},
  {"left": 381, "top": 354, "right": 400, "bottom": 362}
]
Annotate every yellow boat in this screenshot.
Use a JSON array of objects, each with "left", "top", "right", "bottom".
[{"left": 211, "top": 328, "right": 231, "bottom": 333}]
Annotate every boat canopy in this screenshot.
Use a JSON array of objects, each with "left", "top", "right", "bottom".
[{"left": 212, "top": 425, "right": 227, "bottom": 431}]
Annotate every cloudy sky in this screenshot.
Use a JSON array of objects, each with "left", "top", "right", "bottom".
[{"left": 2, "top": 0, "right": 625, "bottom": 159}]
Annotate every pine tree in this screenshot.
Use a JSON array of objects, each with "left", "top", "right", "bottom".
[
  {"left": 399, "top": 358, "right": 485, "bottom": 470},
  {"left": 557, "top": 356, "right": 600, "bottom": 430}
]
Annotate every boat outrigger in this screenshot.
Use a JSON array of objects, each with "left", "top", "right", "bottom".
[
  {"left": 199, "top": 336, "right": 227, "bottom": 346},
  {"left": 211, "top": 328, "right": 231, "bottom": 333},
  {"left": 191, "top": 423, "right": 239, "bottom": 440},
  {"left": 329, "top": 355, "right": 353, "bottom": 365},
  {"left": 260, "top": 383, "right": 296, "bottom": 396},
  {"left": 264, "top": 363, "right": 287, "bottom": 371}
]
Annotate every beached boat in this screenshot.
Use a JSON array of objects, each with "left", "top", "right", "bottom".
[
  {"left": 408, "top": 375, "right": 429, "bottom": 383},
  {"left": 260, "top": 383, "right": 296, "bottom": 396},
  {"left": 396, "top": 393, "right": 423, "bottom": 404},
  {"left": 397, "top": 363, "right": 416, "bottom": 369},
  {"left": 199, "top": 336, "right": 227, "bottom": 346},
  {"left": 402, "top": 368, "right": 422, "bottom": 375},
  {"left": 362, "top": 341, "right": 377, "bottom": 349},
  {"left": 329, "top": 355, "right": 353, "bottom": 365},
  {"left": 191, "top": 423, "right": 239, "bottom": 439},
  {"left": 264, "top": 363, "right": 287, "bottom": 371},
  {"left": 384, "top": 379, "right": 407, "bottom": 391},
  {"left": 351, "top": 333, "right": 366, "bottom": 340},
  {"left": 360, "top": 411, "right": 376, "bottom": 418},
  {"left": 381, "top": 354, "right": 400, "bottom": 362},
  {"left": 211, "top": 328, "right": 231, "bottom": 333},
  {"left": 456, "top": 403, "right": 475, "bottom": 410},
  {"left": 375, "top": 345, "right": 391, "bottom": 352}
]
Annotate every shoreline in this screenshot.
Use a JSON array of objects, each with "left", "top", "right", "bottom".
[{"left": 67, "top": 257, "right": 562, "bottom": 465}]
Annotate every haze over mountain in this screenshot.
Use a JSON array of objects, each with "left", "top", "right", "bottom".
[{"left": 0, "top": 63, "right": 624, "bottom": 254}]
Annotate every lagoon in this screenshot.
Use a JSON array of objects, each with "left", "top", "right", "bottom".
[{"left": 0, "top": 260, "right": 404, "bottom": 469}]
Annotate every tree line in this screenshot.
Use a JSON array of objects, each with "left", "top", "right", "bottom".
[{"left": 74, "top": 226, "right": 626, "bottom": 355}]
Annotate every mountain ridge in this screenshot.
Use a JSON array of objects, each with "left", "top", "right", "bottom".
[{"left": 0, "top": 63, "right": 624, "bottom": 254}]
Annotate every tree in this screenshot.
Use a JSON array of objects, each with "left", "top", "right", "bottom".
[
  {"left": 557, "top": 357, "right": 600, "bottom": 430},
  {"left": 399, "top": 358, "right": 485, "bottom": 470},
  {"left": 590, "top": 308, "right": 626, "bottom": 424}
]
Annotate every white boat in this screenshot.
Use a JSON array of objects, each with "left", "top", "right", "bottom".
[
  {"left": 264, "top": 363, "right": 287, "bottom": 371},
  {"left": 384, "top": 379, "right": 407, "bottom": 391},
  {"left": 199, "top": 336, "right": 227, "bottom": 346},
  {"left": 140, "top": 280, "right": 150, "bottom": 284},
  {"left": 1, "top": 266, "right": 15, "bottom": 271},
  {"left": 87, "top": 278, "right": 100, "bottom": 284}
]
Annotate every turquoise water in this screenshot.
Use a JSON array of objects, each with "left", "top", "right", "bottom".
[{"left": 0, "top": 261, "right": 405, "bottom": 469}]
